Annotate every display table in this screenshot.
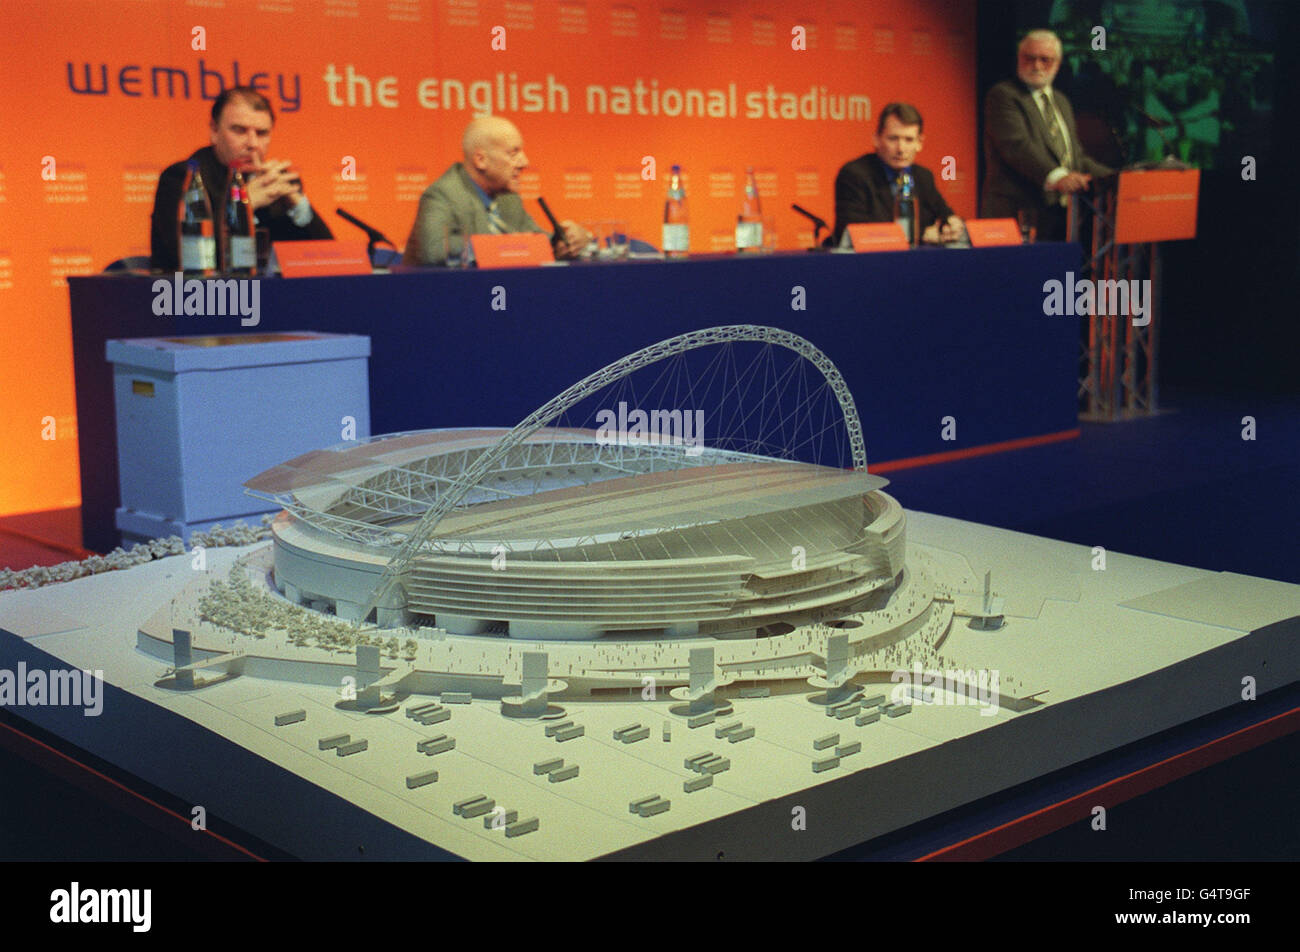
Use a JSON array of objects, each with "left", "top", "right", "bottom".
[{"left": 2, "top": 513, "right": 1296, "bottom": 861}]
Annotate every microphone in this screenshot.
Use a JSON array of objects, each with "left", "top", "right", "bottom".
[
  {"left": 535, "top": 196, "right": 566, "bottom": 247},
  {"left": 336, "top": 207, "right": 397, "bottom": 267},
  {"left": 1134, "top": 107, "right": 1178, "bottom": 163},
  {"left": 1126, "top": 109, "right": 1193, "bottom": 170},
  {"left": 790, "top": 204, "right": 831, "bottom": 248},
  {"left": 336, "top": 207, "right": 395, "bottom": 247}
]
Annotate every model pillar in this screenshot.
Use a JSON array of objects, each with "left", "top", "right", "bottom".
[
  {"left": 335, "top": 599, "right": 367, "bottom": 623},
  {"left": 173, "top": 628, "right": 194, "bottom": 690},
  {"left": 356, "top": 644, "right": 381, "bottom": 709},
  {"left": 520, "top": 652, "right": 549, "bottom": 716},
  {"left": 377, "top": 606, "right": 411, "bottom": 629},
  {"left": 807, "top": 632, "right": 857, "bottom": 706},
  {"left": 688, "top": 647, "right": 717, "bottom": 716}
]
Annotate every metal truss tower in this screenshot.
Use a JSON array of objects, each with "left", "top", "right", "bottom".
[{"left": 1072, "top": 188, "right": 1162, "bottom": 420}]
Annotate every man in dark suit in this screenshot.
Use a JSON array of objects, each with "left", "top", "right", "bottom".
[
  {"left": 150, "top": 87, "right": 332, "bottom": 271},
  {"left": 403, "top": 116, "right": 587, "bottom": 266},
  {"left": 982, "top": 29, "right": 1114, "bottom": 241},
  {"left": 831, "top": 102, "right": 964, "bottom": 248}
]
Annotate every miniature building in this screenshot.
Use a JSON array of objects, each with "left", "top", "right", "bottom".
[
  {"left": 406, "top": 770, "right": 438, "bottom": 789},
  {"left": 246, "top": 425, "right": 904, "bottom": 638}
]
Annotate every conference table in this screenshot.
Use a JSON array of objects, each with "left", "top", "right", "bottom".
[{"left": 69, "top": 243, "right": 1081, "bottom": 552}]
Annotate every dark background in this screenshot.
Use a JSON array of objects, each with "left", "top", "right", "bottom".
[{"left": 977, "top": 0, "right": 1300, "bottom": 396}]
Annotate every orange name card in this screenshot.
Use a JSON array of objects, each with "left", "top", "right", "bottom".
[
  {"left": 1115, "top": 169, "right": 1199, "bottom": 244},
  {"left": 470, "top": 233, "right": 556, "bottom": 268},
  {"left": 965, "top": 219, "right": 1021, "bottom": 247},
  {"left": 275, "top": 240, "right": 371, "bottom": 277},
  {"left": 847, "top": 222, "right": 910, "bottom": 252}
]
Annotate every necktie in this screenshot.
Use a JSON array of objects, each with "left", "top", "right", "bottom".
[
  {"left": 1039, "top": 90, "right": 1069, "bottom": 167},
  {"left": 1039, "top": 91, "right": 1072, "bottom": 207},
  {"left": 487, "top": 199, "right": 507, "bottom": 235}
]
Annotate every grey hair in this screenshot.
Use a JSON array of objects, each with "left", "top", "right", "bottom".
[{"left": 1019, "top": 29, "right": 1063, "bottom": 57}]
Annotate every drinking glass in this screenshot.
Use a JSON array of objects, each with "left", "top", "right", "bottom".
[{"left": 1017, "top": 208, "right": 1037, "bottom": 244}]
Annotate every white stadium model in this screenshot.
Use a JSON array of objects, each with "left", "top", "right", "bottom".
[
  {"left": 246, "top": 325, "right": 907, "bottom": 644},
  {"left": 248, "top": 428, "right": 905, "bottom": 640}
]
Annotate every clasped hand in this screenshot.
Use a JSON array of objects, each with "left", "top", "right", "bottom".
[
  {"left": 244, "top": 158, "right": 304, "bottom": 212},
  {"left": 922, "top": 215, "right": 966, "bottom": 245}
]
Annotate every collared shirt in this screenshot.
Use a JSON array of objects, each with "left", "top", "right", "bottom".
[
  {"left": 458, "top": 173, "right": 497, "bottom": 264},
  {"left": 466, "top": 175, "right": 493, "bottom": 211},
  {"left": 286, "top": 195, "right": 313, "bottom": 227}
]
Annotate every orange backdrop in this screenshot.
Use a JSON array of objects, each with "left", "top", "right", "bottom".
[{"left": 0, "top": 0, "right": 976, "bottom": 517}]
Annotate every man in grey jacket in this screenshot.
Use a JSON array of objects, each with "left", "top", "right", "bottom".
[
  {"left": 981, "top": 29, "right": 1113, "bottom": 241},
  {"left": 403, "top": 116, "right": 587, "bottom": 265}
]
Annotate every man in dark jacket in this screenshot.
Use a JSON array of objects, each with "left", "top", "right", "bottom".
[
  {"left": 150, "top": 86, "right": 332, "bottom": 271},
  {"left": 982, "top": 29, "right": 1114, "bottom": 241},
  {"left": 831, "top": 102, "right": 964, "bottom": 248}
]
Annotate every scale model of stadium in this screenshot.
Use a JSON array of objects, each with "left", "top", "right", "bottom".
[{"left": 245, "top": 427, "right": 905, "bottom": 640}]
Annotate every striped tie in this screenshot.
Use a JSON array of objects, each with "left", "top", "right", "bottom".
[
  {"left": 487, "top": 199, "right": 507, "bottom": 235},
  {"left": 1040, "top": 91, "right": 1069, "bottom": 166},
  {"left": 1040, "top": 91, "right": 1072, "bottom": 206}
]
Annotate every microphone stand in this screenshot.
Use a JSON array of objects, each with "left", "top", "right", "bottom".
[
  {"left": 1132, "top": 109, "right": 1191, "bottom": 170},
  {"left": 790, "top": 204, "right": 831, "bottom": 250},
  {"left": 336, "top": 207, "right": 398, "bottom": 265}
]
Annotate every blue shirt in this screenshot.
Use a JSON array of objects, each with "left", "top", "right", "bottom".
[{"left": 466, "top": 175, "right": 493, "bottom": 211}]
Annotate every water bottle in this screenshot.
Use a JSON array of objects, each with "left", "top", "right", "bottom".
[
  {"left": 221, "top": 167, "right": 256, "bottom": 276},
  {"left": 735, "top": 166, "right": 763, "bottom": 252},
  {"left": 662, "top": 164, "right": 689, "bottom": 257},
  {"left": 893, "top": 171, "right": 916, "bottom": 248},
  {"left": 177, "top": 160, "right": 216, "bottom": 275}
]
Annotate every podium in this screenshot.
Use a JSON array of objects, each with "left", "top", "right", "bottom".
[{"left": 1070, "top": 167, "right": 1199, "bottom": 420}]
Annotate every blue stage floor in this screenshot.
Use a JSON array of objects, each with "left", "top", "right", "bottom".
[{"left": 885, "top": 389, "right": 1300, "bottom": 587}]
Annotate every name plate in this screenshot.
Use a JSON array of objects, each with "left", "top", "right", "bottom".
[
  {"left": 274, "top": 240, "right": 371, "bottom": 277},
  {"left": 470, "top": 233, "right": 556, "bottom": 268},
  {"left": 965, "top": 219, "right": 1021, "bottom": 247},
  {"left": 846, "top": 222, "right": 910, "bottom": 252}
]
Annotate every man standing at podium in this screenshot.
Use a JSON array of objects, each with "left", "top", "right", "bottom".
[
  {"left": 982, "top": 30, "right": 1113, "bottom": 241},
  {"left": 150, "top": 86, "right": 333, "bottom": 271},
  {"left": 403, "top": 116, "right": 587, "bottom": 265}
]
